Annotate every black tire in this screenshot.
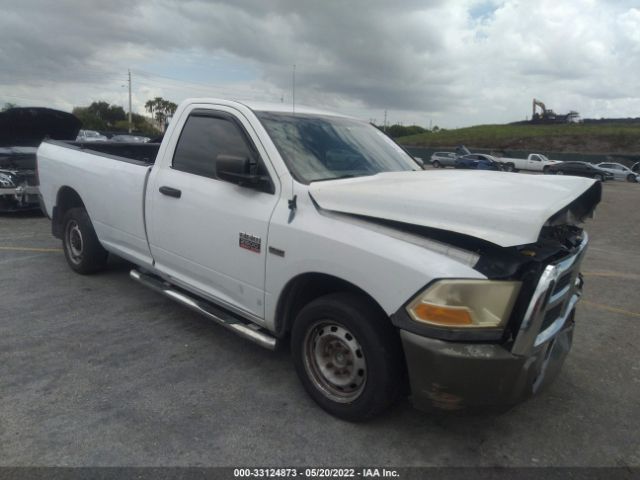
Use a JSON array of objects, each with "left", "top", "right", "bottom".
[
  {"left": 543, "top": 166, "right": 550, "bottom": 174},
  {"left": 291, "top": 292, "right": 404, "bottom": 422},
  {"left": 627, "top": 174, "right": 636, "bottom": 183},
  {"left": 504, "top": 163, "right": 515, "bottom": 172},
  {"left": 432, "top": 160, "right": 441, "bottom": 168},
  {"left": 594, "top": 173, "right": 604, "bottom": 182},
  {"left": 62, "top": 207, "right": 108, "bottom": 274}
]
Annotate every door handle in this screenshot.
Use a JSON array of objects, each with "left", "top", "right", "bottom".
[{"left": 159, "top": 186, "right": 182, "bottom": 198}]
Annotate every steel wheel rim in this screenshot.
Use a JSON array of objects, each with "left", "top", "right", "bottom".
[
  {"left": 303, "top": 321, "right": 367, "bottom": 403},
  {"left": 66, "top": 220, "right": 83, "bottom": 264}
]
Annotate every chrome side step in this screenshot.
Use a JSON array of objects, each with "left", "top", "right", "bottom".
[{"left": 130, "top": 269, "right": 278, "bottom": 350}]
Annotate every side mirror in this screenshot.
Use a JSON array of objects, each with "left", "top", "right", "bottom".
[{"left": 216, "top": 154, "right": 273, "bottom": 193}]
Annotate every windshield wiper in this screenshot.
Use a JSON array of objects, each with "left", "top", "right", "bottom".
[{"left": 312, "top": 173, "right": 371, "bottom": 183}]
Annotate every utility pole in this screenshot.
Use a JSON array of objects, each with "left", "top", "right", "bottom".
[
  {"left": 292, "top": 64, "right": 296, "bottom": 114},
  {"left": 128, "top": 69, "right": 132, "bottom": 133}
]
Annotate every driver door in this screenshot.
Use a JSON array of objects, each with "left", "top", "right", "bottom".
[{"left": 146, "top": 106, "right": 279, "bottom": 320}]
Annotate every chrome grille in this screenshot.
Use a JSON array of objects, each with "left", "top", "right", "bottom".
[{"left": 511, "top": 233, "right": 588, "bottom": 356}]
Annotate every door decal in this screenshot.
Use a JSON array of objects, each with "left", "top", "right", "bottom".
[{"left": 239, "top": 232, "right": 261, "bottom": 253}]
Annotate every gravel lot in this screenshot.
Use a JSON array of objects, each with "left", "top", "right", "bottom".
[{"left": 1, "top": 179, "right": 639, "bottom": 467}]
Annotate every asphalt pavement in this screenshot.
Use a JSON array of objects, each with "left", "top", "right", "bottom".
[{"left": 0, "top": 179, "right": 639, "bottom": 467}]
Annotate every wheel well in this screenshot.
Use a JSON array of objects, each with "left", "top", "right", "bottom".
[
  {"left": 52, "top": 186, "right": 85, "bottom": 238},
  {"left": 274, "top": 273, "right": 388, "bottom": 338}
]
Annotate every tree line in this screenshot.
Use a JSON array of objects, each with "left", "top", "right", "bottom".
[
  {"left": 3, "top": 100, "right": 441, "bottom": 139},
  {"left": 72, "top": 97, "right": 177, "bottom": 136},
  {"left": 373, "top": 123, "right": 444, "bottom": 138}
]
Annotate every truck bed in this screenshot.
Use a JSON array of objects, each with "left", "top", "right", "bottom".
[
  {"left": 53, "top": 140, "right": 161, "bottom": 165},
  {"left": 37, "top": 140, "right": 158, "bottom": 269}
]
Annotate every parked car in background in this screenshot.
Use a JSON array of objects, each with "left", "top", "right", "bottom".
[
  {"left": 111, "top": 134, "right": 151, "bottom": 143},
  {"left": 548, "top": 162, "right": 613, "bottom": 181},
  {"left": 430, "top": 152, "right": 457, "bottom": 168},
  {"left": 455, "top": 154, "right": 502, "bottom": 171},
  {"left": 596, "top": 162, "right": 639, "bottom": 182},
  {"left": 495, "top": 153, "right": 563, "bottom": 173},
  {"left": 0, "top": 107, "right": 80, "bottom": 212},
  {"left": 76, "top": 130, "right": 107, "bottom": 142}
]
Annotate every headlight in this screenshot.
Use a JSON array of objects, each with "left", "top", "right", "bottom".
[
  {"left": 406, "top": 280, "right": 521, "bottom": 329},
  {"left": 0, "top": 172, "right": 16, "bottom": 188}
]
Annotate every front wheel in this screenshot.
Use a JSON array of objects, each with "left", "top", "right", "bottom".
[
  {"left": 62, "top": 208, "right": 108, "bottom": 274},
  {"left": 627, "top": 174, "right": 637, "bottom": 183},
  {"left": 543, "top": 166, "right": 550, "bottom": 174},
  {"left": 432, "top": 160, "right": 441, "bottom": 168},
  {"left": 291, "top": 293, "right": 403, "bottom": 421},
  {"left": 594, "top": 174, "right": 604, "bottom": 182}
]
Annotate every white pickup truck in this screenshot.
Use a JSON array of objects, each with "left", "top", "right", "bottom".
[
  {"left": 497, "top": 153, "right": 562, "bottom": 173},
  {"left": 37, "top": 98, "right": 601, "bottom": 420}
]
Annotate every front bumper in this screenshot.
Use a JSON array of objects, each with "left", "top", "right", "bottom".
[
  {"left": 398, "top": 234, "right": 588, "bottom": 412},
  {"left": 0, "top": 185, "right": 41, "bottom": 211},
  {"left": 401, "top": 310, "right": 574, "bottom": 411}
]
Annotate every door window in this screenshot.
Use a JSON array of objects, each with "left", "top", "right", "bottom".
[{"left": 172, "top": 113, "right": 258, "bottom": 180}]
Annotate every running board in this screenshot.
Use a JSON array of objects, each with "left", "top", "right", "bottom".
[{"left": 130, "top": 269, "right": 277, "bottom": 350}]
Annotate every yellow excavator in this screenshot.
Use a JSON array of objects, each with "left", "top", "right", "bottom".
[{"left": 532, "top": 98, "right": 579, "bottom": 123}]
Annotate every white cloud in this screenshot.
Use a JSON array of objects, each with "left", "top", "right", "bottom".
[{"left": 1, "top": 0, "right": 639, "bottom": 127}]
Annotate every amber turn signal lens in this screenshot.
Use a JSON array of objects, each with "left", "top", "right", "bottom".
[
  {"left": 406, "top": 279, "right": 522, "bottom": 329},
  {"left": 412, "top": 303, "right": 473, "bottom": 326}
]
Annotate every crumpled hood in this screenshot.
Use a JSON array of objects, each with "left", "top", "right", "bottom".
[{"left": 309, "top": 170, "right": 600, "bottom": 247}]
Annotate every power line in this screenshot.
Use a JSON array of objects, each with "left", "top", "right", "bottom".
[{"left": 133, "top": 69, "right": 251, "bottom": 93}]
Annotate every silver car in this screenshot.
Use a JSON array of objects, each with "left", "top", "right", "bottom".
[
  {"left": 430, "top": 152, "right": 457, "bottom": 168},
  {"left": 596, "top": 162, "right": 639, "bottom": 182},
  {"left": 76, "top": 130, "right": 107, "bottom": 142}
]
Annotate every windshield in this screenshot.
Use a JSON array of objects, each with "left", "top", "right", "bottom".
[{"left": 256, "top": 111, "right": 419, "bottom": 184}]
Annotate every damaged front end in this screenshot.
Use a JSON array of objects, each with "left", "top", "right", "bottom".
[
  {"left": 385, "top": 184, "right": 600, "bottom": 411},
  {"left": 393, "top": 189, "right": 600, "bottom": 410},
  {"left": 309, "top": 172, "right": 601, "bottom": 411},
  {"left": 0, "top": 150, "right": 40, "bottom": 212},
  {"left": 397, "top": 230, "right": 588, "bottom": 412},
  {"left": 0, "top": 107, "right": 81, "bottom": 213}
]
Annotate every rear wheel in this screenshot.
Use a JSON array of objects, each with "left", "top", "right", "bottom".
[
  {"left": 62, "top": 208, "right": 108, "bottom": 274},
  {"left": 504, "top": 163, "right": 515, "bottom": 172},
  {"left": 556, "top": 170, "right": 564, "bottom": 175},
  {"left": 291, "top": 292, "right": 403, "bottom": 421},
  {"left": 594, "top": 173, "right": 604, "bottom": 182},
  {"left": 543, "top": 166, "right": 550, "bottom": 174}
]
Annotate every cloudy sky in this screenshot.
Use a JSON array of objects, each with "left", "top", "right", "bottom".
[{"left": 1, "top": 0, "right": 639, "bottom": 128}]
